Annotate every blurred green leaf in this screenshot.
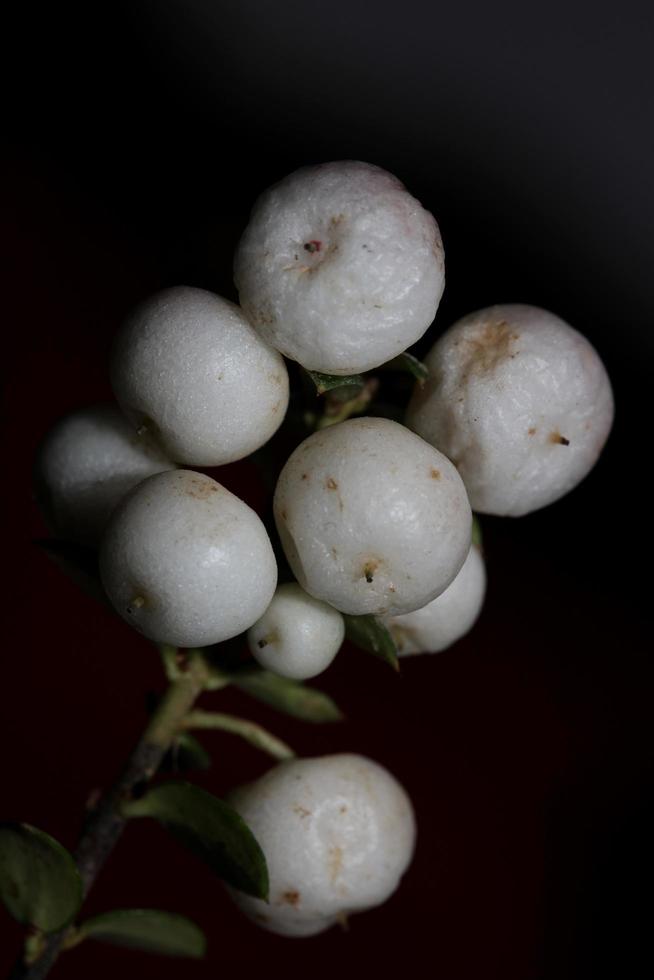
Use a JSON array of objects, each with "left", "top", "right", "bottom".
[
  {"left": 162, "top": 733, "right": 212, "bottom": 774},
  {"left": 471, "top": 515, "right": 483, "bottom": 550},
  {"left": 36, "top": 539, "right": 106, "bottom": 604},
  {"left": 343, "top": 614, "right": 400, "bottom": 672},
  {"left": 384, "top": 352, "right": 429, "bottom": 383},
  {"left": 304, "top": 369, "right": 365, "bottom": 396},
  {"left": 123, "top": 783, "right": 268, "bottom": 899},
  {"left": 0, "top": 823, "right": 82, "bottom": 933},
  {"left": 77, "top": 909, "right": 206, "bottom": 958},
  {"left": 229, "top": 666, "right": 344, "bottom": 723}
]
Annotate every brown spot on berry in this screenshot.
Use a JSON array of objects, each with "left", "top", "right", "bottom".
[
  {"left": 549, "top": 431, "right": 570, "bottom": 446},
  {"left": 326, "top": 477, "right": 338, "bottom": 490},
  {"left": 430, "top": 468, "right": 441, "bottom": 480},
  {"left": 301, "top": 472, "right": 309, "bottom": 480},
  {"left": 280, "top": 890, "right": 301, "bottom": 907},
  {"left": 280, "top": 509, "right": 288, "bottom": 521},
  {"left": 528, "top": 427, "right": 537, "bottom": 436},
  {"left": 304, "top": 240, "right": 322, "bottom": 253},
  {"left": 328, "top": 845, "right": 343, "bottom": 882},
  {"left": 293, "top": 805, "right": 311, "bottom": 818},
  {"left": 362, "top": 559, "right": 379, "bottom": 583},
  {"left": 463, "top": 319, "right": 516, "bottom": 376}
]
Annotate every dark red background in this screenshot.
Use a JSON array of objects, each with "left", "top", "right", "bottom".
[{"left": 3, "top": 3, "right": 653, "bottom": 978}]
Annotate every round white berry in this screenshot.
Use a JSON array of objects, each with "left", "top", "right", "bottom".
[
  {"left": 247, "top": 582, "right": 345, "bottom": 680},
  {"left": 99, "top": 470, "right": 277, "bottom": 647},
  {"left": 234, "top": 160, "right": 444, "bottom": 375},
  {"left": 227, "top": 753, "right": 416, "bottom": 937},
  {"left": 406, "top": 305, "right": 614, "bottom": 516},
  {"left": 110, "top": 286, "right": 289, "bottom": 466},
  {"left": 34, "top": 404, "right": 176, "bottom": 545},
  {"left": 385, "top": 544, "right": 486, "bottom": 655},
  {"left": 273, "top": 417, "right": 471, "bottom": 617}
]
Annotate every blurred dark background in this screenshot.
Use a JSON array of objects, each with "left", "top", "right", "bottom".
[{"left": 2, "top": 2, "right": 653, "bottom": 977}]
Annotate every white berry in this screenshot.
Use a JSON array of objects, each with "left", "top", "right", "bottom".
[
  {"left": 227, "top": 753, "right": 416, "bottom": 937},
  {"left": 34, "top": 404, "right": 176, "bottom": 545},
  {"left": 406, "top": 304, "right": 614, "bottom": 516},
  {"left": 110, "top": 286, "right": 289, "bottom": 466},
  {"left": 273, "top": 417, "right": 471, "bottom": 617},
  {"left": 234, "top": 160, "right": 444, "bottom": 375},
  {"left": 385, "top": 544, "right": 486, "bottom": 655},
  {"left": 247, "top": 582, "right": 345, "bottom": 680},
  {"left": 99, "top": 470, "right": 277, "bottom": 647}
]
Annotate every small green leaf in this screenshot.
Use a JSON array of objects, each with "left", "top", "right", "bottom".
[
  {"left": 0, "top": 823, "right": 82, "bottom": 933},
  {"left": 123, "top": 782, "right": 268, "bottom": 899},
  {"left": 229, "top": 666, "right": 344, "bottom": 723},
  {"left": 384, "top": 352, "right": 429, "bottom": 383},
  {"left": 471, "top": 515, "right": 483, "bottom": 550},
  {"left": 36, "top": 539, "right": 106, "bottom": 604},
  {"left": 343, "top": 614, "right": 400, "bottom": 671},
  {"left": 162, "top": 733, "right": 212, "bottom": 774},
  {"left": 305, "top": 369, "right": 365, "bottom": 396},
  {"left": 77, "top": 909, "right": 206, "bottom": 958}
]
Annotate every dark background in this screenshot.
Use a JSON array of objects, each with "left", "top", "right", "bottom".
[{"left": 3, "top": 2, "right": 653, "bottom": 977}]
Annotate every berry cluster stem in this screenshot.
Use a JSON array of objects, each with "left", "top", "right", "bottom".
[{"left": 9, "top": 652, "right": 211, "bottom": 980}]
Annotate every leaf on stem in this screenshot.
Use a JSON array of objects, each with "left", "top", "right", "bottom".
[
  {"left": 0, "top": 823, "right": 82, "bottom": 933},
  {"left": 343, "top": 614, "right": 400, "bottom": 672},
  {"left": 471, "top": 515, "right": 483, "bottom": 551},
  {"left": 75, "top": 908, "right": 206, "bottom": 958},
  {"left": 383, "top": 352, "right": 429, "bottom": 384},
  {"left": 228, "top": 666, "right": 344, "bottom": 723},
  {"left": 161, "top": 732, "right": 212, "bottom": 774},
  {"left": 123, "top": 782, "right": 269, "bottom": 900},
  {"left": 304, "top": 368, "right": 365, "bottom": 396}
]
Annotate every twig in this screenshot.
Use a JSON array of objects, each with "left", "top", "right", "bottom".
[{"left": 8, "top": 653, "right": 210, "bottom": 980}]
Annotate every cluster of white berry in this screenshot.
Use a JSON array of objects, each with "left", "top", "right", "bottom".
[{"left": 34, "top": 160, "right": 613, "bottom": 937}]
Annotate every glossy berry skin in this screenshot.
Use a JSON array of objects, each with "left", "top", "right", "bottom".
[
  {"left": 34, "top": 404, "right": 175, "bottom": 545},
  {"left": 407, "top": 304, "right": 614, "bottom": 516},
  {"left": 235, "top": 160, "right": 444, "bottom": 375},
  {"left": 273, "top": 417, "right": 471, "bottom": 617},
  {"left": 248, "top": 583, "right": 345, "bottom": 680},
  {"left": 99, "top": 470, "right": 277, "bottom": 647},
  {"left": 110, "top": 286, "right": 289, "bottom": 466},
  {"left": 385, "top": 544, "right": 486, "bottom": 655},
  {"left": 227, "top": 754, "right": 416, "bottom": 937}
]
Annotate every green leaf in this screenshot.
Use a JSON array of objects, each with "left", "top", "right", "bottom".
[
  {"left": 162, "top": 733, "right": 212, "bottom": 774},
  {"left": 123, "top": 782, "right": 268, "bottom": 899},
  {"left": 229, "top": 666, "right": 344, "bottom": 723},
  {"left": 0, "top": 823, "right": 83, "bottom": 933},
  {"left": 77, "top": 909, "right": 206, "bottom": 958},
  {"left": 305, "top": 369, "right": 365, "bottom": 396},
  {"left": 471, "top": 515, "right": 483, "bottom": 550},
  {"left": 384, "top": 352, "right": 429, "bottom": 383},
  {"left": 36, "top": 539, "right": 107, "bottom": 605},
  {"left": 343, "top": 614, "right": 400, "bottom": 672}
]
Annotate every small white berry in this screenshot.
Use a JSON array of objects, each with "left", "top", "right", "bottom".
[
  {"left": 234, "top": 161, "right": 444, "bottom": 375},
  {"left": 273, "top": 417, "right": 471, "bottom": 617},
  {"left": 34, "top": 404, "right": 175, "bottom": 545},
  {"left": 110, "top": 286, "right": 289, "bottom": 466},
  {"left": 406, "top": 304, "right": 614, "bottom": 516},
  {"left": 99, "top": 470, "right": 277, "bottom": 647},
  {"left": 227, "top": 753, "right": 416, "bottom": 937},
  {"left": 247, "top": 582, "right": 345, "bottom": 680},
  {"left": 385, "top": 544, "right": 486, "bottom": 655}
]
